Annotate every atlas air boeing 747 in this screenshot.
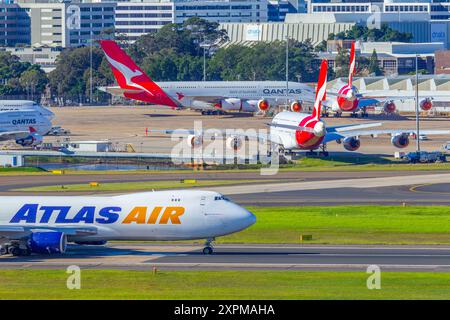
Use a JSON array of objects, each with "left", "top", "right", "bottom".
[{"left": 0, "top": 190, "right": 255, "bottom": 256}]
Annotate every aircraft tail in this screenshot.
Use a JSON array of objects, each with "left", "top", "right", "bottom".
[
  {"left": 312, "top": 59, "right": 328, "bottom": 120},
  {"left": 99, "top": 40, "right": 178, "bottom": 108},
  {"left": 348, "top": 41, "right": 356, "bottom": 86}
]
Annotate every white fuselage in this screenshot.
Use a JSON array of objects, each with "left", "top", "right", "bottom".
[
  {"left": 0, "top": 110, "right": 52, "bottom": 142},
  {"left": 157, "top": 81, "right": 316, "bottom": 111},
  {"left": 0, "top": 190, "right": 256, "bottom": 241},
  {"left": 0, "top": 100, "right": 55, "bottom": 119}
]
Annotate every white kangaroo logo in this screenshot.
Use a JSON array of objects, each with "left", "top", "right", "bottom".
[{"left": 104, "top": 53, "right": 154, "bottom": 96}]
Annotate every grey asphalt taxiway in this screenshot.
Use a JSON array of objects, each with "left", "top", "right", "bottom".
[
  {"left": 1, "top": 243, "right": 450, "bottom": 272},
  {"left": 1, "top": 170, "right": 450, "bottom": 205}
]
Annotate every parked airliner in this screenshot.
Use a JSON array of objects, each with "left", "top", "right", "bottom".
[
  {"left": 0, "top": 190, "right": 255, "bottom": 256},
  {"left": 0, "top": 108, "right": 52, "bottom": 147},
  {"left": 0, "top": 100, "right": 55, "bottom": 119},
  {"left": 325, "top": 42, "right": 450, "bottom": 117},
  {"left": 99, "top": 40, "right": 315, "bottom": 115},
  {"left": 151, "top": 60, "right": 450, "bottom": 154}
]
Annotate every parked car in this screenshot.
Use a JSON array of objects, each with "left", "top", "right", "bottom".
[{"left": 47, "top": 126, "right": 71, "bottom": 136}]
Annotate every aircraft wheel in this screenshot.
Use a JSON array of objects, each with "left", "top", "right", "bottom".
[
  {"left": 0, "top": 246, "right": 7, "bottom": 256},
  {"left": 9, "top": 246, "right": 21, "bottom": 256},
  {"left": 203, "top": 246, "right": 213, "bottom": 255},
  {"left": 21, "top": 247, "right": 32, "bottom": 256}
]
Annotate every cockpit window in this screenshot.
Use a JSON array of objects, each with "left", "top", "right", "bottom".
[{"left": 214, "top": 195, "right": 230, "bottom": 201}]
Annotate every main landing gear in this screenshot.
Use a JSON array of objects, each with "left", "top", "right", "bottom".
[
  {"left": 0, "top": 242, "right": 32, "bottom": 256},
  {"left": 305, "top": 145, "right": 329, "bottom": 157},
  {"left": 203, "top": 238, "right": 215, "bottom": 255},
  {"left": 319, "top": 144, "right": 329, "bottom": 157},
  {"left": 201, "top": 110, "right": 226, "bottom": 116}
]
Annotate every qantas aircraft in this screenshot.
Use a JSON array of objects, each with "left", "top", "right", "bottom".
[
  {"left": 98, "top": 40, "right": 316, "bottom": 115},
  {"left": 0, "top": 190, "right": 255, "bottom": 256},
  {"left": 151, "top": 60, "right": 450, "bottom": 154},
  {"left": 325, "top": 42, "right": 450, "bottom": 117},
  {"left": 0, "top": 108, "right": 52, "bottom": 147},
  {"left": 0, "top": 100, "right": 55, "bottom": 119}
]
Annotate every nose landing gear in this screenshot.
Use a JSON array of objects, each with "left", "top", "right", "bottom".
[{"left": 203, "top": 238, "right": 215, "bottom": 255}]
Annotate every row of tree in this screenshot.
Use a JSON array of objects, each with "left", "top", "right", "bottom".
[
  {"left": 0, "top": 52, "right": 48, "bottom": 99},
  {"left": 0, "top": 18, "right": 412, "bottom": 103}
]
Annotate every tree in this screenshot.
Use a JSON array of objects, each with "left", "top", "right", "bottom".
[
  {"left": 328, "top": 25, "right": 413, "bottom": 42},
  {"left": 368, "top": 49, "right": 383, "bottom": 76},
  {"left": 49, "top": 46, "right": 112, "bottom": 103},
  {"left": 314, "top": 40, "right": 327, "bottom": 52},
  {"left": 332, "top": 45, "right": 372, "bottom": 79},
  {"left": 19, "top": 67, "right": 48, "bottom": 99},
  {"left": 0, "top": 51, "right": 48, "bottom": 98},
  {"left": 334, "top": 46, "right": 350, "bottom": 78}
]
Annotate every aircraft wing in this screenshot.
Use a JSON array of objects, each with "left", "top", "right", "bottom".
[
  {"left": 323, "top": 128, "right": 450, "bottom": 144},
  {"left": 185, "top": 96, "right": 226, "bottom": 103},
  {"left": 98, "top": 86, "right": 144, "bottom": 96},
  {"left": 358, "top": 90, "right": 450, "bottom": 101},
  {"left": 0, "top": 130, "right": 29, "bottom": 141},
  {"left": 0, "top": 225, "right": 98, "bottom": 240},
  {"left": 345, "top": 129, "right": 450, "bottom": 136}
]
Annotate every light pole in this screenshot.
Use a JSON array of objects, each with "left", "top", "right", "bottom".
[
  {"left": 203, "top": 46, "right": 206, "bottom": 81},
  {"left": 200, "top": 39, "right": 211, "bottom": 82},
  {"left": 285, "top": 35, "right": 289, "bottom": 106},
  {"left": 415, "top": 54, "right": 420, "bottom": 154},
  {"left": 89, "top": 33, "right": 93, "bottom": 105}
]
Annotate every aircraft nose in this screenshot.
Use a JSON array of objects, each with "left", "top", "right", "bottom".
[{"left": 236, "top": 205, "right": 256, "bottom": 229}]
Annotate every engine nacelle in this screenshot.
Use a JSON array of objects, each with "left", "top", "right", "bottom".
[
  {"left": 226, "top": 136, "right": 243, "bottom": 151},
  {"left": 187, "top": 134, "right": 203, "bottom": 148},
  {"left": 257, "top": 99, "right": 270, "bottom": 112},
  {"left": 29, "top": 232, "right": 67, "bottom": 254},
  {"left": 383, "top": 101, "right": 396, "bottom": 114},
  {"left": 74, "top": 241, "right": 107, "bottom": 246},
  {"left": 220, "top": 98, "right": 241, "bottom": 111},
  {"left": 420, "top": 98, "right": 433, "bottom": 111},
  {"left": 391, "top": 133, "right": 409, "bottom": 148},
  {"left": 290, "top": 101, "right": 302, "bottom": 112},
  {"left": 343, "top": 136, "right": 361, "bottom": 151},
  {"left": 16, "top": 133, "right": 43, "bottom": 147}
]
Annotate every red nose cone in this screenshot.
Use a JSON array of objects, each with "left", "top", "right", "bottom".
[
  {"left": 420, "top": 101, "right": 433, "bottom": 111},
  {"left": 259, "top": 100, "right": 269, "bottom": 111},
  {"left": 291, "top": 102, "right": 302, "bottom": 112}
]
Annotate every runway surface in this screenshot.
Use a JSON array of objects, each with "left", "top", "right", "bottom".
[
  {"left": 0, "top": 170, "right": 444, "bottom": 192},
  {"left": 1, "top": 170, "right": 450, "bottom": 205},
  {"left": 1, "top": 243, "right": 450, "bottom": 272}
]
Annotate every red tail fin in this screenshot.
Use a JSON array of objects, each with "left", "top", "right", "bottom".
[
  {"left": 348, "top": 41, "right": 355, "bottom": 86},
  {"left": 29, "top": 127, "right": 36, "bottom": 133},
  {"left": 99, "top": 40, "right": 177, "bottom": 108},
  {"left": 312, "top": 60, "right": 328, "bottom": 120}
]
